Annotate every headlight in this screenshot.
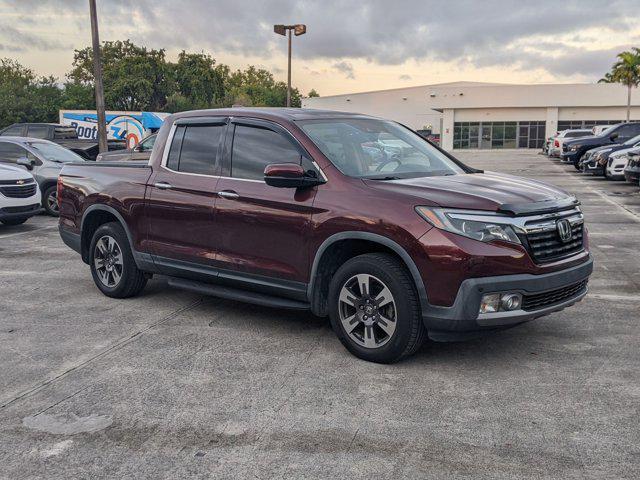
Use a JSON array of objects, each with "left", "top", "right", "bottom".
[
  {"left": 415, "top": 207, "right": 521, "bottom": 244},
  {"left": 570, "top": 145, "right": 579, "bottom": 151}
]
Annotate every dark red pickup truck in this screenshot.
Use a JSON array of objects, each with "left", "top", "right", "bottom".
[{"left": 58, "top": 108, "right": 593, "bottom": 363}]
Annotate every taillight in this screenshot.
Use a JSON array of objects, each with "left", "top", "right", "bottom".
[
  {"left": 57, "top": 177, "right": 63, "bottom": 206},
  {"left": 554, "top": 140, "right": 559, "bottom": 147}
]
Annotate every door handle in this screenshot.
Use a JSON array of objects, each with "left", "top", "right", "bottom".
[
  {"left": 217, "top": 190, "right": 239, "bottom": 199},
  {"left": 154, "top": 182, "right": 173, "bottom": 190}
]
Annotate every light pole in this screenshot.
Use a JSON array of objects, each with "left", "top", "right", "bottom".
[
  {"left": 274, "top": 24, "right": 306, "bottom": 107},
  {"left": 89, "top": 0, "right": 107, "bottom": 153}
]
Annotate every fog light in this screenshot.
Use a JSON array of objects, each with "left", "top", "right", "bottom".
[
  {"left": 479, "top": 293, "right": 501, "bottom": 314},
  {"left": 500, "top": 293, "right": 522, "bottom": 311},
  {"left": 479, "top": 292, "right": 522, "bottom": 314}
]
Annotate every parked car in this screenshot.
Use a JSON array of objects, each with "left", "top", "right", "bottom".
[
  {"left": 96, "top": 134, "right": 157, "bottom": 162},
  {"left": 58, "top": 108, "right": 593, "bottom": 364},
  {"left": 0, "top": 137, "right": 85, "bottom": 216},
  {"left": 562, "top": 123, "right": 640, "bottom": 168},
  {"left": 579, "top": 134, "right": 640, "bottom": 175},
  {"left": 606, "top": 147, "right": 638, "bottom": 180},
  {"left": 592, "top": 125, "right": 613, "bottom": 136},
  {"left": 0, "top": 164, "right": 42, "bottom": 225},
  {"left": 624, "top": 152, "right": 640, "bottom": 185},
  {"left": 0, "top": 123, "right": 126, "bottom": 160},
  {"left": 549, "top": 129, "right": 592, "bottom": 158}
]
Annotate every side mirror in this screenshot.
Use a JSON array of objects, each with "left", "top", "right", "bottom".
[
  {"left": 264, "top": 163, "right": 323, "bottom": 188},
  {"left": 610, "top": 133, "right": 619, "bottom": 141},
  {"left": 16, "top": 157, "right": 34, "bottom": 170}
]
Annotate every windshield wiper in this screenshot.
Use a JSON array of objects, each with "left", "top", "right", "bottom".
[{"left": 369, "top": 175, "right": 401, "bottom": 180}]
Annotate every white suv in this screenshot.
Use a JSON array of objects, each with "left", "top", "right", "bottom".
[
  {"left": 0, "top": 164, "right": 42, "bottom": 226},
  {"left": 606, "top": 147, "right": 639, "bottom": 180}
]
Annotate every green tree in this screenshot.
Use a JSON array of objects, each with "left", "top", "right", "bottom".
[
  {"left": 0, "top": 58, "right": 62, "bottom": 127},
  {"left": 307, "top": 89, "right": 320, "bottom": 97},
  {"left": 603, "top": 48, "right": 640, "bottom": 122},
  {"left": 171, "top": 51, "right": 228, "bottom": 109},
  {"left": 67, "top": 40, "right": 172, "bottom": 111},
  {"left": 225, "top": 66, "right": 301, "bottom": 107}
]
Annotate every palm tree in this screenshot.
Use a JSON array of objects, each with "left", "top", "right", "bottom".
[{"left": 609, "top": 48, "right": 640, "bottom": 122}]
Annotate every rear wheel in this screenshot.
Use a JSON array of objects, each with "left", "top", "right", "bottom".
[
  {"left": 89, "top": 222, "right": 147, "bottom": 298},
  {"left": 328, "top": 253, "right": 426, "bottom": 364},
  {"left": 1, "top": 217, "right": 28, "bottom": 226},
  {"left": 42, "top": 185, "right": 59, "bottom": 216}
]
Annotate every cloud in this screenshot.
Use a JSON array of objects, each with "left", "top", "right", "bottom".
[
  {"left": 333, "top": 61, "right": 355, "bottom": 79},
  {"left": 1, "top": 0, "right": 638, "bottom": 82},
  {"left": 0, "top": 23, "right": 72, "bottom": 51}
]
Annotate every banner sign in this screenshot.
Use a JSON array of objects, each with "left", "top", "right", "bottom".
[{"left": 59, "top": 111, "right": 170, "bottom": 148}]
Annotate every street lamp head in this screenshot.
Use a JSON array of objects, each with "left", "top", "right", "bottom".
[
  {"left": 294, "top": 24, "right": 307, "bottom": 36},
  {"left": 274, "top": 24, "right": 286, "bottom": 36}
]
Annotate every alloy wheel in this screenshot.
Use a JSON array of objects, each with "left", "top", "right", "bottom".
[
  {"left": 47, "top": 190, "right": 59, "bottom": 213},
  {"left": 338, "top": 274, "right": 397, "bottom": 349},
  {"left": 93, "top": 235, "right": 123, "bottom": 287}
]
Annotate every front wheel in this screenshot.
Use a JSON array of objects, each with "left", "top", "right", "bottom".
[
  {"left": 89, "top": 222, "right": 147, "bottom": 298},
  {"left": 328, "top": 253, "right": 426, "bottom": 363},
  {"left": 42, "top": 185, "right": 59, "bottom": 216}
]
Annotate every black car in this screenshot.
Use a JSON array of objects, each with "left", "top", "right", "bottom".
[
  {"left": 562, "top": 123, "right": 640, "bottom": 169},
  {"left": 624, "top": 153, "right": 640, "bottom": 185},
  {"left": 579, "top": 134, "right": 640, "bottom": 176},
  {"left": 0, "top": 123, "right": 126, "bottom": 160},
  {"left": 95, "top": 134, "right": 156, "bottom": 162}
]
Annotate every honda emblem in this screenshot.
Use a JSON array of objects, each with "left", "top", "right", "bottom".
[{"left": 556, "top": 219, "right": 572, "bottom": 243}]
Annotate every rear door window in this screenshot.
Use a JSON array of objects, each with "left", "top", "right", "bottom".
[
  {"left": 230, "top": 125, "right": 301, "bottom": 180},
  {"left": 27, "top": 125, "right": 49, "bottom": 139},
  {"left": 165, "top": 124, "right": 224, "bottom": 175}
]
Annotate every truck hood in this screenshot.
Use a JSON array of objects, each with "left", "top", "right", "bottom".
[
  {"left": 0, "top": 163, "right": 35, "bottom": 181},
  {"left": 363, "top": 172, "right": 577, "bottom": 215}
]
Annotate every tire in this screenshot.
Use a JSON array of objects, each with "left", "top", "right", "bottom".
[
  {"left": 328, "top": 253, "right": 426, "bottom": 364},
  {"left": 89, "top": 222, "right": 147, "bottom": 298},
  {"left": 1, "top": 217, "right": 28, "bottom": 226},
  {"left": 42, "top": 185, "right": 59, "bottom": 216}
]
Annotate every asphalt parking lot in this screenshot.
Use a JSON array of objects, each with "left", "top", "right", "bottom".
[{"left": 1, "top": 150, "right": 639, "bottom": 479}]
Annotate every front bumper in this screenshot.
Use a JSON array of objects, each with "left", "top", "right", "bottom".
[
  {"left": 422, "top": 257, "right": 593, "bottom": 341},
  {"left": 624, "top": 168, "right": 640, "bottom": 184},
  {"left": 0, "top": 203, "right": 43, "bottom": 221},
  {"left": 561, "top": 151, "right": 578, "bottom": 162}
]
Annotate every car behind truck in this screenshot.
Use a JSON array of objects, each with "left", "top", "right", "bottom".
[{"left": 58, "top": 108, "right": 593, "bottom": 363}]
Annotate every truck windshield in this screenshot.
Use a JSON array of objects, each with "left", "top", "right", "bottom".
[
  {"left": 27, "top": 142, "right": 84, "bottom": 163},
  {"left": 297, "top": 118, "right": 465, "bottom": 179}
]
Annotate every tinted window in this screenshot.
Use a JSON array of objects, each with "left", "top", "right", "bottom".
[
  {"left": 231, "top": 125, "right": 301, "bottom": 180},
  {"left": 166, "top": 126, "right": 185, "bottom": 171},
  {"left": 166, "top": 124, "right": 223, "bottom": 175},
  {"left": 27, "top": 125, "right": 49, "bottom": 139},
  {"left": 617, "top": 124, "right": 640, "bottom": 138},
  {"left": 139, "top": 134, "right": 156, "bottom": 150},
  {"left": 1, "top": 125, "right": 23, "bottom": 136},
  {"left": 53, "top": 127, "right": 78, "bottom": 139},
  {"left": 0, "top": 142, "right": 28, "bottom": 163}
]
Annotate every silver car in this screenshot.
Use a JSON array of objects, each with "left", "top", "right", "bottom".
[{"left": 0, "top": 137, "right": 85, "bottom": 216}]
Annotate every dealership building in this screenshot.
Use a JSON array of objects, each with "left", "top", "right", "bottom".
[{"left": 302, "top": 81, "right": 640, "bottom": 151}]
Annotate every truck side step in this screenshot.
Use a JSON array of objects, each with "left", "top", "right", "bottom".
[{"left": 167, "top": 277, "right": 310, "bottom": 310}]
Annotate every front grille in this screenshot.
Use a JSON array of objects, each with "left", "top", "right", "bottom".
[
  {"left": 525, "top": 222, "right": 584, "bottom": 263},
  {"left": 522, "top": 279, "right": 588, "bottom": 311},
  {"left": 0, "top": 183, "right": 37, "bottom": 198},
  {"left": 1, "top": 204, "right": 39, "bottom": 214}
]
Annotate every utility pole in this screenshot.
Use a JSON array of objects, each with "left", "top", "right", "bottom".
[
  {"left": 89, "top": 0, "right": 108, "bottom": 153},
  {"left": 287, "top": 28, "right": 292, "bottom": 107},
  {"left": 274, "top": 24, "right": 307, "bottom": 107}
]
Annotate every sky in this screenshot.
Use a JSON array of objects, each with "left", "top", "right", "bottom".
[{"left": 0, "top": 0, "right": 639, "bottom": 97}]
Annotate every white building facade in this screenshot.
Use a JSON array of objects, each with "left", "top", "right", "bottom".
[{"left": 302, "top": 82, "right": 640, "bottom": 151}]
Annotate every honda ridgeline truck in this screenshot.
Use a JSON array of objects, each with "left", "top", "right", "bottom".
[{"left": 58, "top": 109, "right": 593, "bottom": 363}]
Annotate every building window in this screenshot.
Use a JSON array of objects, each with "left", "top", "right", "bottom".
[
  {"left": 557, "top": 120, "right": 623, "bottom": 131},
  {"left": 453, "top": 121, "right": 545, "bottom": 149}
]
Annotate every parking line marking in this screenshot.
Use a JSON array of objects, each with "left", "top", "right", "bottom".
[
  {"left": 0, "top": 225, "right": 57, "bottom": 240},
  {"left": 587, "top": 293, "right": 640, "bottom": 302}
]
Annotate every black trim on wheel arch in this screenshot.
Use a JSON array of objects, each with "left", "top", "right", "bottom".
[
  {"left": 308, "top": 232, "right": 430, "bottom": 317},
  {"left": 58, "top": 225, "right": 81, "bottom": 254},
  {"left": 81, "top": 204, "right": 144, "bottom": 268}
]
